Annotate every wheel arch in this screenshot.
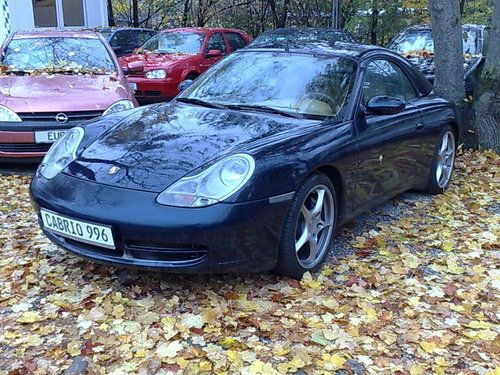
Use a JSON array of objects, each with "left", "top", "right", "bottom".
[
  {"left": 306, "top": 165, "right": 346, "bottom": 219},
  {"left": 448, "top": 120, "right": 460, "bottom": 146}
]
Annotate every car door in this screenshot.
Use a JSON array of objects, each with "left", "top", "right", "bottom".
[
  {"left": 134, "top": 30, "right": 156, "bottom": 49},
  {"left": 353, "top": 58, "right": 422, "bottom": 209},
  {"left": 109, "top": 31, "right": 136, "bottom": 57},
  {"left": 225, "top": 32, "right": 248, "bottom": 52},
  {"left": 200, "top": 32, "right": 227, "bottom": 72}
]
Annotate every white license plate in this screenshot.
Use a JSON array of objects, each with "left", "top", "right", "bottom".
[
  {"left": 35, "top": 130, "right": 67, "bottom": 144},
  {"left": 40, "top": 209, "right": 115, "bottom": 249},
  {"left": 129, "top": 82, "right": 137, "bottom": 91}
]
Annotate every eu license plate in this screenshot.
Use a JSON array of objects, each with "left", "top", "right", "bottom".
[
  {"left": 40, "top": 209, "right": 115, "bottom": 249},
  {"left": 35, "top": 130, "right": 67, "bottom": 144}
]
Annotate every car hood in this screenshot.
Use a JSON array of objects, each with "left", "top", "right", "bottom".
[
  {"left": 119, "top": 53, "right": 195, "bottom": 69},
  {"left": 66, "top": 102, "right": 316, "bottom": 193},
  {"left": 0, "top": 74, "right": 130, "bottom": 113}
]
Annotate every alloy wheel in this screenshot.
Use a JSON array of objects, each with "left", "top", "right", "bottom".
[
  {"left": 294, "top": 184, "right": 335, "bottom": 269},
  {"left": 436, "top": 131, "right": 456, "bottom": 188}
]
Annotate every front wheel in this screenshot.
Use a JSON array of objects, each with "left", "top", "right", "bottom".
[
  {"left": 274, "top": 174, "right": 337, "bottom": 279},
  {"left": 423, "top": 127, "right": 456, "bottom": 194}
]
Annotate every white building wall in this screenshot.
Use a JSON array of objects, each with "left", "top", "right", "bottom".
[
  {"left": 1, "top": 0, "right": 107, "bottom": 42},
  {"left": 0, "top": 0, "right": 13, "bottom": 44},
  {"left": 8, "top": 0, "right": 35, "bottom": 31},
  {"left": 85, "top": 0, "right": 109, "bottom": 28}
]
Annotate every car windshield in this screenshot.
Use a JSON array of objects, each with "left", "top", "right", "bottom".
[
  {"left": 0, "top": 37, "right": 116, "bottom": 75},
  {"left": 138, "top": 32, "right": 204, "bottom": 55},
  {"left": 99, "top": 30, "right": 112, "bottom": 39},
  {"left": 389, "top": 29, "right": 480, "bottom": 55},
  {"left": 179, "top": 51, "right": 357, "bottom": 119},
  {"left": 251, "top": 29, "right": 354, "bottom": 47}
]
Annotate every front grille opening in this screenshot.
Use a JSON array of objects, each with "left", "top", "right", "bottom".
[
  {"left": 0, "top": 143, "right": 51, "bottom": 152},
  {"left": 59, "top": 236, "right": 124, "bottom": 257},
  {"left": 18, "top": 111, "right": 103, "bottom": 122},
  {"left": 125, "top": 242, "right": 208, "bottom": 262}
]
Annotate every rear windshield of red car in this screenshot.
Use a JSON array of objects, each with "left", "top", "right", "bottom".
[
  {"left": 138, "top": 32, "right": 205, "bottom": 55},
  {"left": 0, "top": 37, "right": 117, "bottom": 75}
]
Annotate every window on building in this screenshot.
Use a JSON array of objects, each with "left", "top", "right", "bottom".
[
  {"left": 33, "top": 0, "right": 57, "bottom": 27},
  {"left": 62, "top": 0, "right": 85, "bottom": 26}
]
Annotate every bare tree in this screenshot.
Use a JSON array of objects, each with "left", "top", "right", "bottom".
[{"left": 428, "top": 0, "right": 464, "bottom": 103}]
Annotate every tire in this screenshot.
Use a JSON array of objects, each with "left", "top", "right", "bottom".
[
  {"left": 186, "top": 73, "right": 199, "bottom": 81},
  {"left": 274, "top": 174, "right": 337, "bottom": 279},
  {"left": 423, "top": 125, "right": 457, "bottom": 195}
]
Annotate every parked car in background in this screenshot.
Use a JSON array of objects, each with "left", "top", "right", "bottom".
[
  {"left": 249, "top": 27, "right": 356, "bottom": 48},
  {"left": 119, "top": 28, "right": 252, "bottom": 103},
  {"left": 0, "top": 30, "right": 138, "bottom": 162},
  {"left": 97, "top": 27, "right": 157, "bottom": 57},
  {"left": 31, "top": 42, "right": 458, "bottom": 278},
  {"left": 387, "top": 24, "right": 488, "bottom": 94}
]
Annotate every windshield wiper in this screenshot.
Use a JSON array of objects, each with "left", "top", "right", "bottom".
[
  {"left": 224, "top": 104, "right": 305, "bottom": 119},
  {"left": 176, "top": 97, "right": 227, "bottom": 110}
]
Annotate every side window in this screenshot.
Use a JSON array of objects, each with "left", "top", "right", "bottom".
[
  {"left": 362, "top": 60, "right": 418, "bottom": 106},
  {"left": 226, "top": 32, "right": 247, "bottom": 51},
  {"left": 110, "top": 31, "right": 136, "bottom": 53},
  {"left": 136, "top": 31, "right": 156, "bottom": 47},
  {"left": 206, "top": 33, "right": 227, "bottom": 55}
]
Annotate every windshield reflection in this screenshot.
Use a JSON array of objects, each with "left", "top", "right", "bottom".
[
  {"left": 138, "top": 32, "right": 205, "bottom": 55},
  {"left": 389, "top": 29, "right": 480, "bottom": 55},
  {"left": 179, "top": 52, "right": 357, "bottom": 119},
  {"left": 0, "top": 37, "right": 116, "bottom": 75}
]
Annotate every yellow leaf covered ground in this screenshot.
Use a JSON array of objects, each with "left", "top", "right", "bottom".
[{"left": 0, "top": 150, "right": 499, "bottom": 374}]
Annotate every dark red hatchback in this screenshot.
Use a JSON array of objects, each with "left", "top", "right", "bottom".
[
  {"left": 0, "top": 30, "right": 137, "bottom": 162},
  {"left": 119, "top": 28, "right": 251, "bottom": 103}
]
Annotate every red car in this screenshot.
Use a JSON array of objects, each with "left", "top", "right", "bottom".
[
  {"left": 0, "top": 30, "right": 137, "bottom": 162},
  {"left": 119, "top": 28, "right": 251, "bottom": 103}
]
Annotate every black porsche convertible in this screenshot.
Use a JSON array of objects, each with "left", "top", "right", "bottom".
[{"left": 30, "top": 42, "right": 458, "bottom": 278}]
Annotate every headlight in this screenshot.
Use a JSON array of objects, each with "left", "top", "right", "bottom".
[
  {"left": 157, "top": 154, "right": 255, "bottom": 208},
  {"left": 145, "top": 69, "right": 167, "bottom": 79},
  {"left": 0, "top": 105, "right": 22, "bottom": 122},
  {"left": 39, "top": 127, "right": 84, "bottom": 180},
  {"left": 102, "top": 100, "right": 135, "bottom": 116}
]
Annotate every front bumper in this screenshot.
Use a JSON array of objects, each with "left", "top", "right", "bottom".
[
  {"left": 30, "top": 173, "right": 291, "bottom": 274},
  {"left": 127, "top": 76, "right": 179, "bottom": 102},
  {"left": 0, "top": 116, "right": 97, "bottom": 161}
]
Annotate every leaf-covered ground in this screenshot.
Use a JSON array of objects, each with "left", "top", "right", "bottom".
[{"left": 0, "top": 150, "right": 499, "bottom": 375}]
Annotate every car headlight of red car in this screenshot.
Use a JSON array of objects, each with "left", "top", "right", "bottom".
[
  {"left": 145, "top": 69, "right": 167, "bottom": 79},
  {"left": 39, "top": 127, "right": 84, "bottom": 180},
  {"left": 0, "top": 105, "right": 22, "bottom": 122},
  {"left": 157, "top": 154, "right": 256, "bottom": 208}
]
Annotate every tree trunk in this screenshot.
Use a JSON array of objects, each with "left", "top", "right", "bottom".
[
  {"left": 471, "top": 0, "right": 500, "bottom": 151},
  {"left": 428, "top": 0, "right": 464, "bottom": 104},
  {"left": 370, "top": 0, "right": 379, "bottom": 45},
  {"left": 460, "top": 0, "right": 466, "bottom": 15},
  {"left": 132, "top": 0, "right": 139, "bottom": 27},
  {"left": 107, "top": 0, "right": 115, "bottom": 26}
]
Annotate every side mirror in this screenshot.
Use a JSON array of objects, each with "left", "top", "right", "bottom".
[
  {"left": 178, "top": 79, "right": 195, "bottom": 92},
  {"left": 366, "top": 96, "right": 406, "bottom": 115},
  {"left": 112, "top": 45, "right": 122, "bottom": 53},
  {"left": 127, "top": 61, "right": 144, "bottom": 73},
  {"left": 206, "top": 49, "right": 223, "bottom": 58}
]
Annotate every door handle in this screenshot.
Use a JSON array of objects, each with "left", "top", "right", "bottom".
[{"left": 416, "top": 123, "right": 424, "bottom": 131}]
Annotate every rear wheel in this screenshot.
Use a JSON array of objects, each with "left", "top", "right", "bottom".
[
  {"left": 423, "top": 126, "right": 456, "bottom": 194},
  {"left": 275, "top": 174, "right": 337, "bottom": 279}
]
